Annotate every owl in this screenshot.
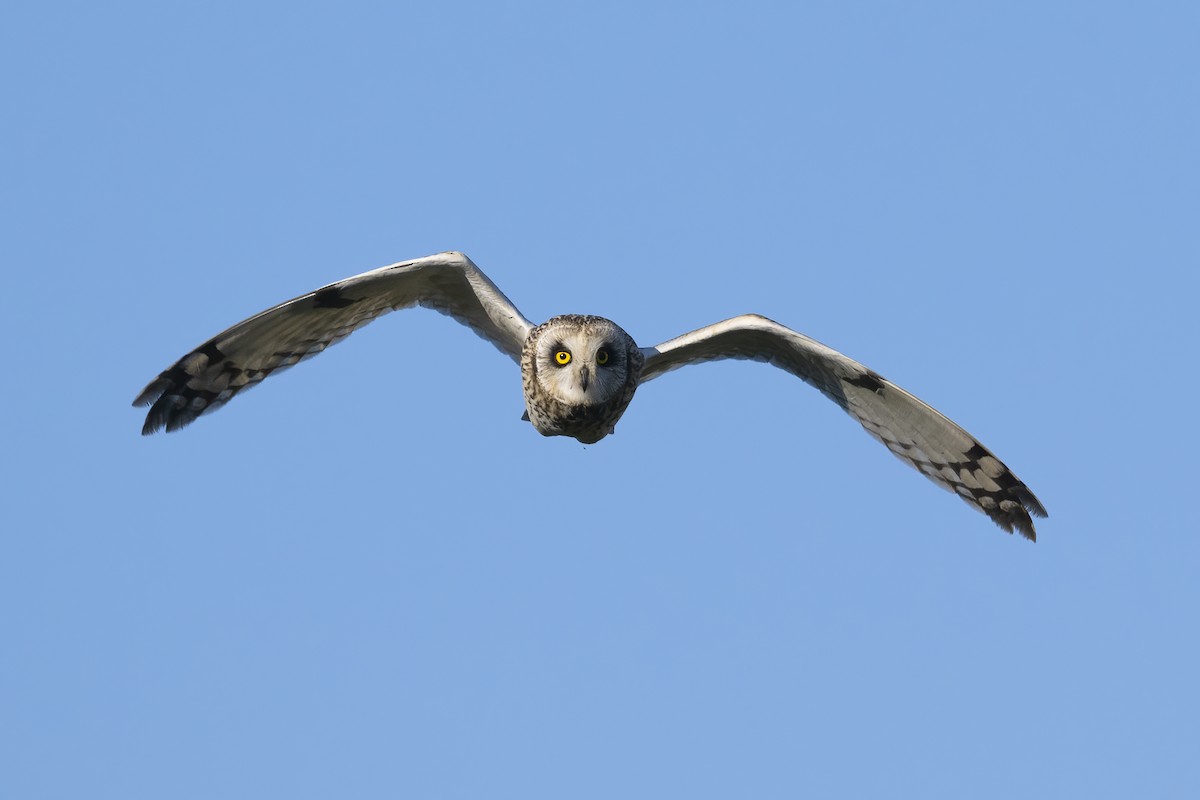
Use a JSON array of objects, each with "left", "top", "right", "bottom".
[{"left": 134, "top": 251, "right": 1047, "bottom": 539}]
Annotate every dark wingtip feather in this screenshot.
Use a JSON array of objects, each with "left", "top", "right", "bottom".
[
  {"left": 136, "top": 377, "right": 173, "bottom": 434},
  {"left": 1018, "top": 487, "right": 1049, "bottom": 519},
  {"left": 1013, "top": 513, "right": 1037, "bottom": 543},
  {"left": 133, "top": 376, "right": 170, "bottom": 408},
  {"left": 141, "top": 392, "right": 182, "bottom": 435},
  {"left": 1008, "top": 486, "right": 1046, "bottom": 542},
  {"left": 995, "top": 502, "right": 1038, "bottom": 542},
  {"left": 973, "top": 492, "right": 1040, "bottom": 542}
]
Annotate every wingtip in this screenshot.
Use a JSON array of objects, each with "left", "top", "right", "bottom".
[
  {"left": 1006, "top": 507, "right": 1038, "bottom": 542},
  {"left": 978, "top": 497, "right": 1039, "bottom": 542},
  {"left": 132, "top": 378, "right": 166, "bottom": 408}
]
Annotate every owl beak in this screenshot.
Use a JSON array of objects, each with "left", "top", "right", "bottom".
[{"left": 579, "top": 365, "right": 590, "bottom": 392}]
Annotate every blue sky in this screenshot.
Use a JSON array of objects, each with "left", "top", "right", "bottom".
[{"left": 3, "top": 2, "right": 1198, "bottom": 797}]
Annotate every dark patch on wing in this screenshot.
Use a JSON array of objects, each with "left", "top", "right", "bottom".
[
  {"left": 197, "top": 341, "right": 226, "bottom": 366},
  {"left": 312, "top": 286, "right": 358, "bottom": 309},
  {"left": 843, "top": 372, "right": 885, "bottom": 393},
  {"left": 158, "top": 363, "right": 190, "bottom": 390},
  {"left": 964, "top": 443, "right": 988, "bottom": 461}
]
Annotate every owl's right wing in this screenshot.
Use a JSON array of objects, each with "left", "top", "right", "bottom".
[
  {"left": 638, "top": 314, "right": 1046, "bottom": 539},
  {"left": 134, "top": 251, "right": 534, "bottom": 434}
]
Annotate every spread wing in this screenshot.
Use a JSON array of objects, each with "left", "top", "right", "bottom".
[
  {"left": 638, "top": 314, "right": 1047, "bottom": 539},
  {"left": 134, "top": 251, "right": 533, "bottom": 434}
]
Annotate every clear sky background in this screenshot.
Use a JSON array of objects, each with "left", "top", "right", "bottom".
[{"left": 3, "top": 2, "right": 1198, "bottom": 798}]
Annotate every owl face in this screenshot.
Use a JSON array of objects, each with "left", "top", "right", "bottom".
[{"left": 533, "top": 317, "right": 631, "bottom": 407}]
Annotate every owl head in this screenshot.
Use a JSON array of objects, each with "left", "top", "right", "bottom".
[{"left": 532, "top": 315, "right": 636, "bottom": 407}]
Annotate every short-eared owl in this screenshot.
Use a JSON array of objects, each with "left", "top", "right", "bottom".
[{"left": 134, "top": 252, "right": 1047, "bottom": 539}]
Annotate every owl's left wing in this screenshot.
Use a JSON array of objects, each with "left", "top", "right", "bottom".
[
  {"left": 638, "top": 314, "right": 1046, "bottom": 539},
  {"left": 134, "top": 251, "right": 533, "bottom": 434}
]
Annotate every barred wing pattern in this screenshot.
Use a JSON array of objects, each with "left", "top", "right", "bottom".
[
  {"left": 639, "top": 315, "right": 1047, "bottom": 539},
  {"left": 134, "top": 252, "right": 533, "bottom": 434}
]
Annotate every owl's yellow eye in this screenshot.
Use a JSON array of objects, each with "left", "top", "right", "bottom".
[
  {"left": 596, "top": 349, "right": 610, "bottom": 366},
  {"left": 554, "top": 350, "right": 572, "bottom": 366}
]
